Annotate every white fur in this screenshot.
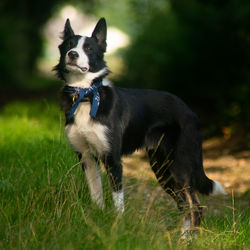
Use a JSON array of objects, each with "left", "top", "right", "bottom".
[
  {"left": 65, "top": 123, "right": 89, "bottom": 153},
  {"left": 66, "top": 68, "right": 109, "bottom": 88},
  {"left": 84, "top": 160, "right": 104, "bottom": 209},
  {"left": 181, "top": 218, "right": 191, "bottom": 233},
  {"left": 211, "top": 180, "right": 227, "bottom": 195},
  {"left": 65, "top": 102, "right": 110, "bottom": 155},
  {"left": 66, "top": 36, "right": 89, "bottom": 72},
  {"left": 112, "top": 190, "right": 125, "bottom": 213},
  {"left": 102, "top": 78, "right": 112, "bottom": 87},
  {"left": 65, "top": 123, "right": 106, "bottom": 208},
  {"left": 181, "top": 217, "right": 191, "bottom": 239}
]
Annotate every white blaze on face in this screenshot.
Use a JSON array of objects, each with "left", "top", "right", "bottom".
[{"left": 65, "top": 36, "right": 89, "bottom": 73}]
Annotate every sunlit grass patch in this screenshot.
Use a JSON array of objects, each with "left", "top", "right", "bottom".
[{"left": 0, "top": 100, "right": 249, "bottom": 249}]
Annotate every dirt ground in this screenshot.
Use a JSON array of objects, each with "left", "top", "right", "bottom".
[{"left": 122, "top": 137, "right": 250, "bottom": 195}]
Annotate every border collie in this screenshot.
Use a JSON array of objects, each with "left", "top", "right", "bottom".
[{"left": 54, "top": 18, "right": 226, "bottom": 237}]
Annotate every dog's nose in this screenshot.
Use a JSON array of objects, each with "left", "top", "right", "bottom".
[{"left": 68, "top": 51, "right": 79, "bottom": 59}]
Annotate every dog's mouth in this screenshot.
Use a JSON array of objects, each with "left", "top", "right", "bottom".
[{"left": 66, "top": 63, "right": 88, "bottom": 72}]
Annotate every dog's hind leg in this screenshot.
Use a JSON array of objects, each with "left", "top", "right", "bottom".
[
  {"left": 79, "top": 153, "right": 104, "bottom": 209},
  {"left": 180, "top": 189, "right": 202, "bottom": 238},
  {"left": 148, "top": 143, "right": 202, "bottom": 238}
]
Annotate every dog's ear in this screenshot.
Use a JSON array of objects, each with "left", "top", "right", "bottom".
[
  {"left": 91, "top": 18, "right": 107, "bottom": 52},
  {"left": 62, "top": 19, "right": 75, "bottom": 40}
]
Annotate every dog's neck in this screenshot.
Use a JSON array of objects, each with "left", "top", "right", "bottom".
[{"left": 65, "top": 67, "right": 110, "bottom": 88}]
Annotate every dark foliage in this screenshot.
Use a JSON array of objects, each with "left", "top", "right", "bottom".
[
  {"left": 119, "top": 0, "right": 250, "bottom": 134},
  {"left": 0, "top": 0, "right": 249, "bottom": 137}
]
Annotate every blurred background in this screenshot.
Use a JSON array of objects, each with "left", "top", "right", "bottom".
[
  {"left": 1, "top": 2, "right": 250, "bottom": 246},
  {"left": 0, "top": 0, "right": 249, "bottom": 145}
]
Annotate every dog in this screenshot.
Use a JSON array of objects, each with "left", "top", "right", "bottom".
[{"left": 54, "top": 18, "right": 226, "bottom": 236}]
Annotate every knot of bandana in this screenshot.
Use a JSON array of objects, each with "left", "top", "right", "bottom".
[{"left": 64, "top": 82, "right": 103, "bottom": 119}]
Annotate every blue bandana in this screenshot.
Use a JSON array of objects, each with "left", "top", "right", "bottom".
[{"left": 64, "top": 82, "right": 103, "bottom": 119}]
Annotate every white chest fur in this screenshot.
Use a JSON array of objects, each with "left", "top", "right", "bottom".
[{"left": 65, "top": 102, "right": 110, "bottom": 155}]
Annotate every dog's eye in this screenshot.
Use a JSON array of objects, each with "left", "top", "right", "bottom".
[{"left": 85, "top": 46, "right": 93, "bottom": 53}]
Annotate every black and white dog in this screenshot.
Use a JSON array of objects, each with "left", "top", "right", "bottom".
[{"left": 54, "top": 18, "right": 226, "bottom": 235}]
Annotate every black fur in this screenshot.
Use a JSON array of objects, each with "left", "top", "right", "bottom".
[{"left": 54, "top": 18, "right": 221, "bottom": 234}]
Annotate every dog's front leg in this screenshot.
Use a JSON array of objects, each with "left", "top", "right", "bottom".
[
  {"left": 80, "top": 154, "right": 104, "bottom": 209},
  {"left": 104, "top": 155, "right": 124, "bottom": 213}
]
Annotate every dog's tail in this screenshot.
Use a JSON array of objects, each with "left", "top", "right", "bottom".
[{"left": 194, "top": 168, "right": 227, "bottom": 196}]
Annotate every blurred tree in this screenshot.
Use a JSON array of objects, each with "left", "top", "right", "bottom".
[
  {"left": 1, "top": 0, "right": 55, "bottom": 86},
  {"left": 119, "top": 0, "right": 250, "bottom": 134}
]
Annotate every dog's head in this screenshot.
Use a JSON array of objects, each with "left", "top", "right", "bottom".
[{"left": 54, "top": 18, "right": 109, "bottom": 84}]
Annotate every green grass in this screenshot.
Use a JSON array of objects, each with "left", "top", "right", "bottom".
[{"left": 0, "top": 100, "right": 250, "bottom": 249}]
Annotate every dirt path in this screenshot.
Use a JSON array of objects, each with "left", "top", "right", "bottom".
[
  {"left": 123, "top": 137, "right": 250, "bottom": 195},
  {"left": 203, "top": 138, "right": 250, "bottom": 194}
]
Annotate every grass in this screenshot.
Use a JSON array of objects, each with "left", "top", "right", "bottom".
[{"left": 0, "top": 100, "right": 250, "bottom": 249}]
